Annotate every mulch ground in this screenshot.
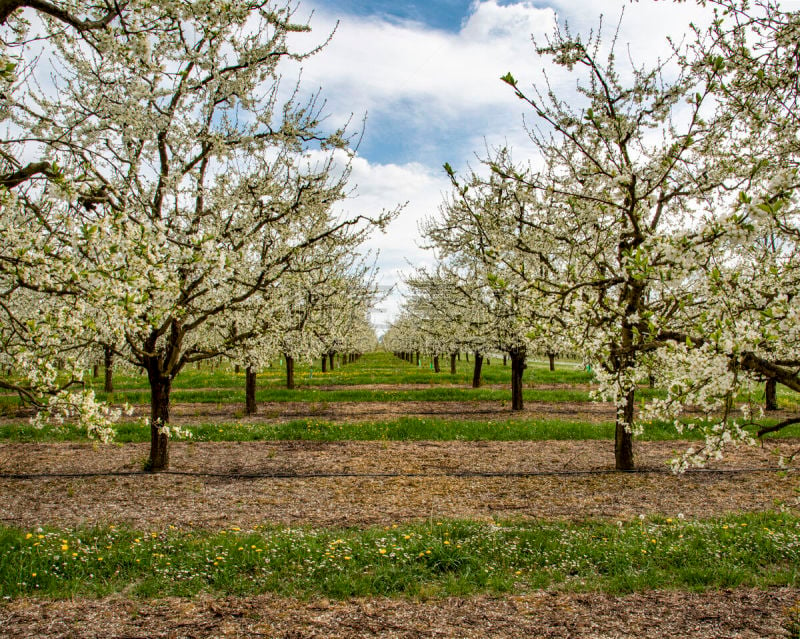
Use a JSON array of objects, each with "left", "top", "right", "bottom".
[
  {"left": 2, "top": 588, "right": 798, "bottom": 638},
  {"left": 0, "top": 439, "right": 796, "bottom": 530},
  {"left": 2, "top": 398, "right": 799, "bottom": 638}
]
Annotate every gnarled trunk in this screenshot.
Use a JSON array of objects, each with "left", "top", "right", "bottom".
[
  {"left": 321, "top": 356, "right": 327, "bottom": 373},
  {"left": 329, "top": 352, "right": 335, "bottom": 370},
  {"left": 615, "top": 389, "right": 635, "bottom": 470},
  {"left": 433, "top": 355, "right": 440, "bottom": 373},
  {"left": 548, "top": 352, "right": 555, "bottom": 372},
  {"left": 246, "top": 365, "right": 257, "bottom": 415},
  {"left": 766, "top": 378, "right": 778, "bottom": 411},
  {"left": 103, "top": 345, "right": 114, "bottom": 393},
  {"left": 472, "top": 352, "right": 483, "bottom": 388},
  {"left": 510, "top": 348, "right": 526, "bottom": 411},
  {"left": 285, "top": 354, "right": 295, "bottom": 390},
  {"left": 450, "top": 352, "right": 457, "bottom": 375},
  {"left": 147, "top": 373, "right": 171, "bottom": 471}
]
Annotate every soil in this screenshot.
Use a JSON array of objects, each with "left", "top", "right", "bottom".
[
  {"left": 2, "top": 394, "right": 799, "bottom": 637},
  {"left": 165, "top": 399, "right": 617, "bottom": 424},
  {"left": 1, "top": 588, "right": 798, "bottom": 638},
  {"left": 0, "top": 439, "right": 796, "bottom": 530}
]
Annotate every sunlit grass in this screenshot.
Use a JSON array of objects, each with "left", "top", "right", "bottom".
[
  {"left": 2, "top": 512, "right": 797, "bottom": 599},
  {"left": 2, "top": 415, "right": 799, "bottom": 443}
]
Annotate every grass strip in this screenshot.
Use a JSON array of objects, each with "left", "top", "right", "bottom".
[
  {"left": 1, "top": 512, "right": 798, "bottom": 600},
  {"left": 2, "top": 416, "right": 799, "bottom": 443},
  {"left": 2, "top": 386, "right": 664, "bottom": 407}
]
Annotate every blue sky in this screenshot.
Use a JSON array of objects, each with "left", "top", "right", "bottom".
[
  {"left": 314, "top": 0, "right": 476, "bottom": 32},
  {"left": 287, "top": 0, "right": 717, "bottom": 331}
]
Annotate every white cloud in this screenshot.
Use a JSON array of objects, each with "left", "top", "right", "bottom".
[
  {"left": 284, "top": 0, "right": 722, "bottom": 330},
  {"left": 330, "top": 156, "right": 448, "bottom": 329}
]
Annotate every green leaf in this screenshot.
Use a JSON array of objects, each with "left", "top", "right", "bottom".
[{"left": 500, "top": 72, "right": 517, "bottom": 87}]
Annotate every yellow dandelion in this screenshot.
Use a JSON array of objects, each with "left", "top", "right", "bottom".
[
  {"left": 25, "top": 533, "right": 32, "bottom": 539},
  {"left": 61, "top": 544, "right": 68, "bottom": 551},
  {"left": 378, "top": 548, "right": 387, "bottom": 554}
]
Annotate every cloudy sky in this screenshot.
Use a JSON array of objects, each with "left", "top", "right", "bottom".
[{"left": 284, "top": 0, "right": 717, "bottom": 332}]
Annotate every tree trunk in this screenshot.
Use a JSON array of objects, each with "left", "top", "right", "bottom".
[
  {"left": 648, "top": 374, "right": 655, "bottom": 389},
  {"left": 321, "top": 356, "right": 327, "bottom": 373},
  {"left": 472, "top": 352, "right": 483, "bottom": 388},
  {"left": 415, "top": 351, "right": 420, "bottom": 366},
  {"left": 147, "top": 374, "right": 171, "bottom": 471},
  {"left": 285, "top": 354, "right": 295, "bottom": 390},
  {"left": 246, "top": 366, "right": 257, "bottom": 415},
  {"left": 433, "top": 355, "right": 440, "bottom": 373},
  {"left": 457, "top": 352, "right": 461, "bottom": 361},
  {"left": 615, "top": 389, "right": 636, "bottom": 470},
  {"left": 103, "top": 345, "right": 114, "bottom": 393},
  {"left": 93, "top": 363, "right": 99, "bottom": 378},
  {"left": 450, "top": 352, "right": 457, "bottom": 375},
  {"left": 235, "top": 364, "right": 240, "bottom": 374},
  {"left": 329, "top": 352, "right": 335, "bottom": 370},
  {"left": 548, "top": 352, "right": 555, "bottom": 372},
  {"left": 503, "top": 355, "right": 507, "bottom": 366},
  {"left": 510, "top": 348, "right": 526, "bottom": 411},
  {"left": 466, "top": 352, "right": 469, "bottom": 362},
  {"left": 766, "top": 378, "right": 778, "bottom": 411}
]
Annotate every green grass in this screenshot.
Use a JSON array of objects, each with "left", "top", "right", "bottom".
[
  {"left": 3, "top": 415, "right": 799, "bottom": 443},
  {"left": 3, "top": 351, "right": 592, "bottom": 392},
  {"left": 3, "top": 350, "right": 797, "bottom": 410},
  {"left": 89, "top": 386, "right": 610, "bottom": 405},
  {"left": 2, "top": 512, "right": 798, "bottom": 599}
]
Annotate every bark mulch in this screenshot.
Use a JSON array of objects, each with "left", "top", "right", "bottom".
[
  {"left": 1, "top": 588, "right": 798, "bottom": 638},
  {"left": 0, "top": 440, "right": 796, "bottom": 530},
  {"left": 166, "top": 399, "right": 617, "bottom": 424}
]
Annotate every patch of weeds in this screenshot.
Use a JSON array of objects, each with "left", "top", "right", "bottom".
[{"left": 783, "top": 602, "right": 800, "bottom": 639}]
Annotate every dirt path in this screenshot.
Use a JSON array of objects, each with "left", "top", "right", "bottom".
[
  {"left": 0, "top": 440, "right": 796, "bottom": 530},
  {"left": 1, "top": 588, "right": 797, "bottom": 638},
  {"left": 164, "top": 399, "right": 617, "bottom": 423}
]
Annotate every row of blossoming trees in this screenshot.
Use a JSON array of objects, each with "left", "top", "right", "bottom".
[
  {"left": 0, "top": 1, "right": 392, "bottom": 470},
  {"left": 385, "top": 0, "right": 800, "bottom": 471}
]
